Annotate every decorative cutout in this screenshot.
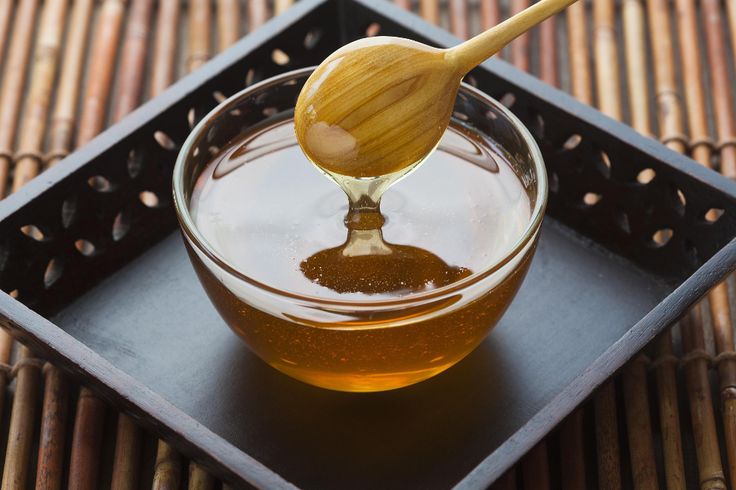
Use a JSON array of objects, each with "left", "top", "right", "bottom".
[
  {"left": 615, "top": 209, "right": 631, "bottom": 234},
  {"left": 154, "top": 131, "right": 176, "bottom": 151},
  {"left": 499, "top": 92, "right": 516, "bottom": 108},
  {"left": 127, "top": 149, "right": 142, "bottom": 179},
  {"left": 637, "top": 168, "right": 655, "bottom": 184},
  {"left": 651, "top": 228, "right": 673, "bottom": 248},
  {"left": 583, "top": 193, "right": 601, "bottom": 206},
  {"left": 271, "top": 49, "right": 290, "bottom": 66},
  {"left": 453, "top": 111, "right": 469, "bottom": 122},
  {"left": 365, "top": 22, "right": 381, "bottom": 37},
  {"left": 213, "top": 91, "right": 227, "bottom": 104},
  {"left": 62, "top": 197, "right": 77, "bottom": 229},
  {"left": 88, "top": 175, "right": 113, "bottom": 192},
  {"left": 75, "top": 239, "right": 96, "bottom": 257},
  {"left": 562, "top": 134, "right": 582, "bottom": 151},
  {"left": 21, "top": 225, "right": 45, "bottom": 241},
  {"left": 112, "top": 210, "right": 131, "bottom": 242},
  {"left": 43, "top": 258, "right": 63, "bottom": 288},
  {"left": 139, "top": 191, "right": 160, "bottom": 208},
  {"left": 704, "top": 208, "right": 725, "bottom": 223},
  {"left": 304, "top": 29, "right": 322, "bottom": 50},
  {"left": 549, "top": 171, "right": 559, "bottom": 193},
  {"left": 596, "top": 151, "right": 611, "bottom": 179}
]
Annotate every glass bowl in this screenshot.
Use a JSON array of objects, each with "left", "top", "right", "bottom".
[{"left": 173, "top": 67, "right": 547, "bottom": 392}]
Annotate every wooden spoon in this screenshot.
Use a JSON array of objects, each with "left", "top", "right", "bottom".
[{"left": 294, "top": 0, "right": 579, "bottom": 179}]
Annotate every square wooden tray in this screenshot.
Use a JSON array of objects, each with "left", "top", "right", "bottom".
[{"left": 2, "top": 1, "right": 736, "bottom": 488}]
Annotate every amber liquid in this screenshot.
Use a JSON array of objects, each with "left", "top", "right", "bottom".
[{"left": 189, "top": 117, "right": 534, "bottom": 391}]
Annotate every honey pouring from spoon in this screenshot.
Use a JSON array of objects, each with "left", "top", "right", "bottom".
[{"left": 294, "top": 0, "right": 579, "bottom": 221}]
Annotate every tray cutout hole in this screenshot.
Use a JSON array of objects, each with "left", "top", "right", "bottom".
[
  {"left": 304, "top": 29, "right": 322, "bottom": 50},
  {"left": 366, "top": 22, "right": 381, "bottom": 37},
  {"left": 44, "top": 258, "right": 63, "bottom": 289},
  {"left": 139, "top": 191, "right": 161, "bottom": 208},
  {"left": 670, "top": 186, "right": 686, "bottom": 216},
  {"left": 562, "top": 134, "right": 581, "bottom": 151},
  {"left": 704, "top": 208, "right": 724, "bottom": 223},
  {"left": 596, "top": 151, "right": 612, "bottom": 179},
  {"left": 583, "top": 193, "right": 601, "bottom": 206},
  {"left": 112, "top": 210, "right": 131, "bottom": 242},
  {"left": 529, "top": 113, "right": 544, "bottom": 139},
  {"left": 74, "top": 239, "right": 96, "bottom": 257},
  {"left": 213, "top": 91, "right": 227, "bottom": 104},
  {"left": 271, "top": 49, "right": 290, "bottom": 66},
  {"left": 615, "top": 209, "right": 631, "bottom": 234},
  {"left": 127, "top": 149, "right": 142, "bottom": 179},
  {"left": 637, "top": 168, "right": 655, "bottom": 184},
  {"left": 549, "top": 171, "right": 559, "bottom": 193},
  {"left": 651, "top": 228, "right": 673, "bottom": 248},
  {"left": 499, "top": 92, "right": 516, "bottom": 108},
  {"left": 21, "top": 224, "right": 46, "bottom": 242},
  {"left": 245, "top": 68, "right": 258, "bottom": 86},
  {"left": 8, "top": 289, "right": 18, "bottom": 299},
  {"left": 154, "top": 131, "right": 177, "bottom": 151},
  {"left": 62, "top": 197, "right": 77, "bottom": 229},
  {"left": 88, "top": 175, "right": 113, "bottom": 192}
]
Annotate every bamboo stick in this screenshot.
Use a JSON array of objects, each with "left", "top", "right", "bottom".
[
  {"left": 151, "top": 0, "right": 180, "bottom": 97},
  {"left": 521, "top": 442, "right": 550, "bottom": 490},
  {"left": 559, "top": 411, "right": 586, "bottom": 490},
  {"left": 673, "top": 0, "right": 709, "bottom": 162},
  {"left": 0, "top": 0, "right": 12, "bottom": 69},
  {"left": 591, "top": 3, "right": 622, "bottom": 487},
  {"left": 12, "top": 0, "right": 69, "bottom": 192},
  {"left": 76, "top": 0, "right": 126, "bottom": 146},
  {"left": 0, "top": 332, "right": 11, "bottom": 423},
  {"left": 420, "top": 0, "right": 440, "bottom": 25},
  {"left": 217, "top": 0, "right": 240, "bottom": 51},
  {"left": 152, "top": 440, "right": 183, "bottom": 490},
  {"left": 647, "top": 0, "right": 686, "bottom": 153},
  {"left": 0, "top": 0, "right": 39, "bottom": 198},
  {"left": 110, "top": 414, "right": 142, "bottom": 490},
  {"left": 509, "top": 0, "right": 530, "bottom": 71},
  {"left": 701, "top": 1, "right": 736, "bottom": 486},
  {"left": 652, "top": 332, "right": 686, "bottom": 490},
  {"left": 68, "top": 387, "right": 106, "bottom": 489},
  {"left": 248, "top": 0, "right": 269, "bottom": 31},
  {"left": 593, "top": 0, "right": 622, "bottom": 121},
  {"left": 112, "top": 0, "right": 153, "bottom": 122},
  {"left": 594, "top": 381, "right": 622, "bottom": 490},
  {"left": 47, "top": 0, "right": 94, "bottom": 167},
  {"left": 188, "top": 463, "right": 215, "bottom": 490},
  {"left": 565, "top": 1, "right": 592, "bottom": 104},
  {"left": 448, "top": 0, "right": 469, "bottom": 40},
  {"left": 538, "top": 17, "right": 557, "bottom": 85},
  {"left": 187, "top": 0, "right": 210, "bottom": 73},
  {"left": 1, "top": 347, "right": 42, "bottom": 489},
  {"left": 35, "top": 365, "right": 69, "bottom": 490},
  {"left": 622, "top": 356, "right": 659, "bottom": 489},
  {"left": 681, "top": 307, "right": 727, "bottom": 489},
  {"left": 702, "top": 0, "right": 736, "bottom": 179},
  {"left": 480, "top": 0, "right": 501, "bottom": 31},
  {"left": 622, "top": 0, "right": 651, "bottom": 136},
  {"left": 274, "top": 0, "right": 293, "bottom": 15},
  {"left": 728, "top": 1, "right": 736, "bottom": 67}
]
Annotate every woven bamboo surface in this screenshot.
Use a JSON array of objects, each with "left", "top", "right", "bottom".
[{"left": 0, "top": 0, "right": 735, "bottom": 488}]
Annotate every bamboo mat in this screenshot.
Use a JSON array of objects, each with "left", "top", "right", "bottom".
[{"left": 0, "top": 0, "right": 735, "bottom": 488}]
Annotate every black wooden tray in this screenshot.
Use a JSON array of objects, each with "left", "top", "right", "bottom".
[{"left": 3, "top": 1, "right": 736, "bottom": 488}]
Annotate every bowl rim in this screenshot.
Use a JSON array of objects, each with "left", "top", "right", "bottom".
[{"left": 172, "top": 66, "right": 548, "bottom": 308}]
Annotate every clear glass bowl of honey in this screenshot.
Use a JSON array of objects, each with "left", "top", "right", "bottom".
[{"left": 173, "top": 67, "right": 547, "bottom": 392}]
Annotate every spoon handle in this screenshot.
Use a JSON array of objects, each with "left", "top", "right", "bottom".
[{"left": 449, "top": 0, "right": 579, "bottom": 72}]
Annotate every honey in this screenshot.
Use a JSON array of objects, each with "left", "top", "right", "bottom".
[{"left": 187, "top": 115, "right": 535, "bottom": 391}]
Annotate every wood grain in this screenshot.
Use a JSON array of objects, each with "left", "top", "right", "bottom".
[
  {"left": 274, "top": 0, "right": 293, "bottom": 15},
  {"left": 420, "top": 0, "right": 440, "bottom": 25},
  {"left": 594, "top": 381, "right": 622, "bottom": 490},
  {"left": 0, "top": 0, "right": 38, "bottom": 198},
  {"left": 152, "top": 441, "right": 183, "bottom": 490},
  {"left": 187, "top": 0, "right": 211, "bottom": 72},
  {"left": 559, "top": 411, "right": 587, "bottom": 490},
  {"left": 68, "top": 387, "right": 107, "bottom": 490},
  {"left": 538, "top": 17, "right": 557, "bottom": 85},
  {"left": 622, "top": 356, "right": 659, "bottom": 489},
  {"left": 449, "top": 0, "right": 470, "bottom": 39},
  {"left": 622, "top": 0, "right": 651, "bottom": 136},
  {"left": 509, "top": 0, "right": 530, "bottom": 70},
  {"left": 248, "top": 0, "right": 269, "bottom": 30},
  {"left": 0, "top": 0, "right": 12, "bottom": 70},
  {"left": 480, "top": 0, "right": 501, "bottom": 31},
  {"left": 592, "top": 0, "right": 621, "bottom": 120},
  {"left": 520, "top": 442, "right": 550, "bottom": 490}
]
